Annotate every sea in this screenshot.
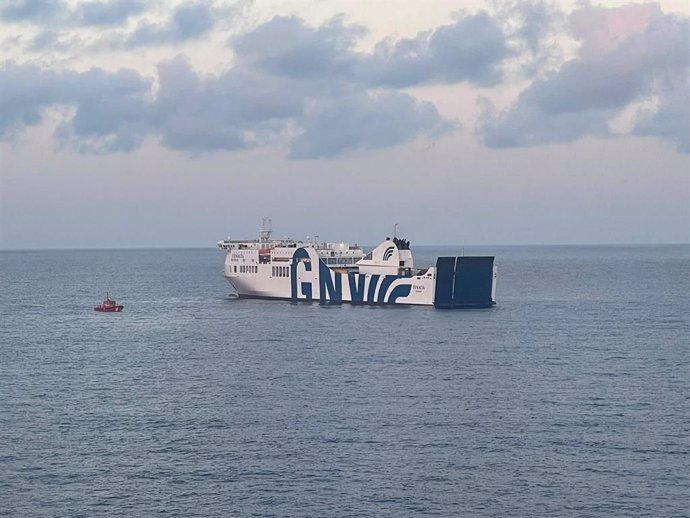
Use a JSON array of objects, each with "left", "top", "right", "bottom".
[{"left": 1, "top": 245, "right": 688, "bottom": 517}]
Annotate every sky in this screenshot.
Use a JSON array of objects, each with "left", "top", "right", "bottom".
[{"left": 0, "top": 0, "right": 688, "bottom": 249}]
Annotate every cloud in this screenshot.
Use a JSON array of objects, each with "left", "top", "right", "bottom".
[
  {"left": 477, "top": 3, "right": 690, "bottom": 152},
  {"left": 0, "top": 63, "right": 63, "bottom": 139},
  {"left": 0, "top": 0, "right": 146, "bottom": 27},
  {"left": 0, "top": 55, "right": 452, "bottom": 158},
  {"left": 77, "top": 0, "right": 146, "bottom": 26},
  {"left": 151, "top": 56, "right": 306, "bottom": 152},
  {"left": 151, "top": 56, "right": 454, "bottom": 157},
  {"left": 54, "top": 68, "right": 153, "bottom": 153},
  {"left": 233, "top": 15, "right": 364, "bottom": 80},
  {"left": 289, "top": 92, "right": 454, "bottom": 159},
  {"left": 234, "top": 12, "right": 511, "bottom": 88},
  {"left": 633, "top": 78, "right": 690, "bottom": 153},
  {"left": 0, "top": 62, "right": 152, "bottom": 152},
  {"left": 367, "top": 11, "right": 510, "bottom": 88},
  {"left": 127, "top": 2, "right": 216, "bottom": 46},
  {"left": 0, "top": 0, "right": 63, "bottom": 23},
  {"left": 1, "top": 10, "right": 469, "bottom": 159},
  {"left": 5, "top": 5, "right": 684, "bottom": 158}
]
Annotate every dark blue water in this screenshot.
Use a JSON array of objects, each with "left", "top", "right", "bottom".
[{"left": 1, "top": 245, "right": 688, "bottom": 517}]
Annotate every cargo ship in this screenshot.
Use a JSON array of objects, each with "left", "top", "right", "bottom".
[{"left": 218, "top": 221, "right": 496, "bottom": 308}]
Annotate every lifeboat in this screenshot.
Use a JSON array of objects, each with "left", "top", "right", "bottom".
[{"left": 94, "top": 292, "right": 124, "bottom": 312}]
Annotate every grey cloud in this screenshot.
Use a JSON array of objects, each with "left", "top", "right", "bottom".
[
  {"left": 6, "top": 7, "right": 570, "bottom": 159},
  {"left": 0, "top": 63, "right": 64, "bottom": 138},
  {"left": 151, "top": 56, "right": 306, "bottom": 152},
  {"left": 512, "top": 2, "right": 552, "bottom": 54},
  {"left": 478, "top": 4, "right": 690, "bottom": 152},
  {"left": 289, "top": 92, "right": 454, "bottom": 159},
  {"left": 77, "top": 0, "right": 146, "bottom": 26},
  {"left": 1, "top": 0, "right": 145, "bottom": 27},
  {"left": 55, "top": 68, "right": 152, "bottom": 153},
  {"left": 368, "top": 11, "right": 510, "bottom": 87},
  {"left": 634, "top": 79, "right": 690, "bottom": 153},
  {"left": 234, "top": 12, "right": 510, "bottom": 88},
  {"left": 496, "top": 1, "right": 560, "bottom": 56},
  {"left": 233, "top": 15, "right": 364, "bottom": 80},
  {"left": 477, "top": 91, "right": 614, "bottom": 148},
  {"left": 127, "top": 2, "right": 215, "bottom": 46},
  {"left": 0, "top": 62, "right": 151, "bottom": 152},
  {"left": 30, "top": 30, "right": 66, "bottom": 52},
  {"left": 0, "top": 54, "right": 453, "bottom": 158},
  {"left": 0, "top": 0, "right": 63, "bottom": 23}
]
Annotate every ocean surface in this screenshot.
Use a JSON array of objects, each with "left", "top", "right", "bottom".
[{"left": 1, "top": 245, "right": 688, "bottom": 517}]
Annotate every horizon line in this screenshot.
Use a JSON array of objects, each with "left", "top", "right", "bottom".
[{"left": 1, "top": 242, "right": 689, "bottom": 252}]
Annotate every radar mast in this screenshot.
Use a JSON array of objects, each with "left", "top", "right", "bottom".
[{"left": 260, "top": 218, "right": 272, "bottom": 243}]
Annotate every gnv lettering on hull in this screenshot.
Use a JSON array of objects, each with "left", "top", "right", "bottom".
[
  {"left": 290, "top": 248, "right": 313, "bottom": 302},
  {"left": 290, "top": 248, "right": 413, "bottom": 304}
]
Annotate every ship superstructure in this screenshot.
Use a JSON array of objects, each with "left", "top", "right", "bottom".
[{"left": 218, "top": 221, "right": 497, "bottom": 308}]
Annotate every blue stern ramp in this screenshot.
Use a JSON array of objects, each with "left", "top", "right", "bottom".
[{"left": 434, "top": 256, "right": 496, "bottom": 309}]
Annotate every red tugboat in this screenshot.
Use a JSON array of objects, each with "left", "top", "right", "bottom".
[{"left": 94, "top": 292, "right": 124, "bottom": 312}]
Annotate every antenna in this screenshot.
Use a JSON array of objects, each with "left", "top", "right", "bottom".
[
  {"left": 259, "top": 217, "right": 272, "bottom": 243},
  {"left": 394, "top": 223, "right": 398, "bottom": 239}
]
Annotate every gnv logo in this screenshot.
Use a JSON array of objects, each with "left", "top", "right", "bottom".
[{"left": 383, "top": 246, "right": 395, "bottom": 261}]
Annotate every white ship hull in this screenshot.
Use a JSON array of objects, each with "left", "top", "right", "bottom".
[{"left": 222, "top": 238, "right": 497, "bottom": 308}]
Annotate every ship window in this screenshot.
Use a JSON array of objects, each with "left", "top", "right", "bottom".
[{"left": 234, "top": 266, "right": 237, "bottom": 273}]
